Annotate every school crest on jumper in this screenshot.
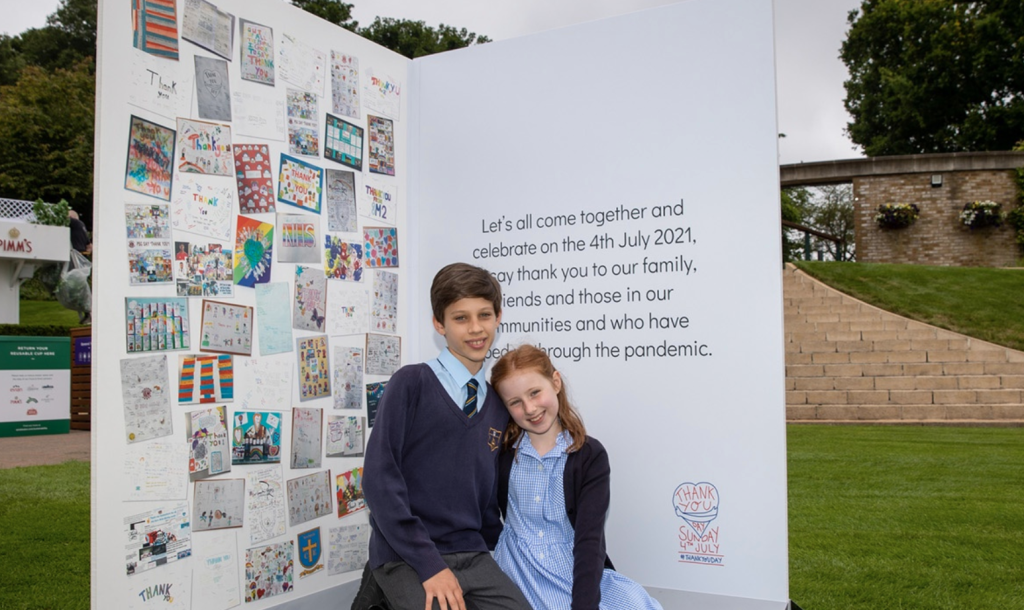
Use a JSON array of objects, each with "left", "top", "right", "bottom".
[{"left": 487, "top": 428, "right": 502, "bottom": 452}]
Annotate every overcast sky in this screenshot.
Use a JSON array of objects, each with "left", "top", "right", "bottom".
[{"left": 1, "top": 0, "right": 865, "bottom": 165}]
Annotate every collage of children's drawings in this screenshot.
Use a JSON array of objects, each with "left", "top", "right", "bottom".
[{"left": 118, "top": 0, "right": 401, "bottom": 605}]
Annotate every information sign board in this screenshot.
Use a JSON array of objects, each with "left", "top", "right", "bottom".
[{"left": 0, "top": 336, "right": 71, "bottom": 436}]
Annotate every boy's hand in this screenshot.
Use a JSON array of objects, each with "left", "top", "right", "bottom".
[{"left": 423, "top": 568, "right": 465, "bottom": 610}]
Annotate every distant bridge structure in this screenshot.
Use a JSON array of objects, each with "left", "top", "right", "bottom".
[{"left": 780, "top": 151, "right": 1024, "bottom": 267}]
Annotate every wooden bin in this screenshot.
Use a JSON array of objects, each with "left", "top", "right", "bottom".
[{"left": 70, "top": 326, "right": 92, "bottom": 431}]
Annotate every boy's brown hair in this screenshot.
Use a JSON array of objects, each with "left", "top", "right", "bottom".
[{"left": 430, "top": 263, "right": 502, "bottom": 323}]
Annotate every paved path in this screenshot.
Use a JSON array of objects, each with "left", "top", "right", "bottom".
[{"left": 0, "top": 430, "right": 90, "bottom": 469}]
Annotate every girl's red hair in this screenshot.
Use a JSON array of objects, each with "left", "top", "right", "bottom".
[{"left": 490, "top": 344, "right": 586, "bottom": 453}]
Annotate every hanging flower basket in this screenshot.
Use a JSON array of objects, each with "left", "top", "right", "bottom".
[
  {"left": 875, "top": 203, "right": 920, "bottom": 229},
  {"left": 959, "top": 200, "right": 1003, "bottom": 229}
]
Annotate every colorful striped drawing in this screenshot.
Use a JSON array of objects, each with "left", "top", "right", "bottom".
[
  {"left": 199, "top": 358, "right": 215, "bottom": 402},
  {"left": 178, "top": 354, "right": 234, "bottom": 404},
  {"left": 179, "top": 356, "right": 196, "bottom": 402},
  {"left": 132, "top": 0, "right": 179, "bottom": 60},
  {"left": 218, "top": 355, "right": 234, "bottom": 399}
]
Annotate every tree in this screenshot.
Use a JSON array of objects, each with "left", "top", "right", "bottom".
[
  {"left": 781, "top": 187, "right": 812, "bottom": 262},
  {"left": 841, "top": 0, "right": 1024, "bottom": 156},
  {"left": 43, "top": 0, "right": 97, "bottom": 65},
  {"left": 807, "top": 185, "right": 855, "bottom": 262},
  {"left": 781, "top": 186, "right": 856, "bottom": 262},
  {"left": 289, "top": 0, "right": 357, "bottom": 31},
  {"left": 291, "top": 1, "right": 490, "bottom": 59},
  {"left": 358, "top": 18, "right": 491, "bottom": 59},
  {"left": 0, "top": 35, "right": 29, "bottom": 87},
  {"left": 0, "top": 0, "right": 96, "bottom": 228},
  {"left": 0, "top": 59, "right": 95, "bottom": 215},
  {"left": 0, "top": 0, "right": 96, "bottom": 84}
]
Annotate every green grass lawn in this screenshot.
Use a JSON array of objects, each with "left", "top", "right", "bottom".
[
  {"left": 795, "top": 261, "right": 1024, "bottom": 352},
  {"left": 0, "top": 461, "right": 90, "bottom": 610},
  {"left": 788, "top": 425, "right": 1024, "bottom": 609},
  {"left": 2, "top": 427, "right": 1023, "bottom": 609},
  {"left": 17, "top": 300, "right": 82, "bottom": 327}
]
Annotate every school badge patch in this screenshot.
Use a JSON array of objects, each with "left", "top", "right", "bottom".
[
  {"left": 487, "top": 428, "right": 502, "bottom": 452},
  {"left": 297, "top": 527, "right": 324, "bottom": 578}
]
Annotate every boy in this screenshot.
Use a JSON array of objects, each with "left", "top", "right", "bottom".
[{"left": 360, "top": 263, "right": 529, "bottom": 610}]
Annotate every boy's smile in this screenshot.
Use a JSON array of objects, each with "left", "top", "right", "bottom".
[{"left": 432, "top": 297, "right": 501, "bottom": 374}]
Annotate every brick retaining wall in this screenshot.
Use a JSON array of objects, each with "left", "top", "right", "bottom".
[{"left": 854, "top": 170, "right": 1018, "bottom": 267}]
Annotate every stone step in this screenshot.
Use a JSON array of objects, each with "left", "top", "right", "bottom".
[
  {"left": 786, "top": 375, "right": 1024, "bottom": 392},
  {"left": 782, "top": 264, "right": 1024, "bottom": 423},
  {"left": 787, "top": 338, "right": 981, "bottom": 352},
  {"left": 787, "top": 404, "right": 1024, "bottom": 422},
  {"left": 786, "top": 352, "right": 924, "bottom": 366},
  {"left": 788, "top": 328, "right": 966, "bottom": 341},
  {"left": 795, "top": 303, "right": 869, "bottom": 316},
  {"left": 786, "top": 321, "right": 914, "bottom": 334},
  {"left": 786, "top": 361, "right": 1024, "bottom": 378},
  {"left": 786, "top": 328, "right": 966, "bottom": 343},
  {"left": 784, "top": 295, "right": 847, "bottom": 306},
  {"left": 787, "top": 349, "right": 1013, "bottom": 365},
  {"left": 788, "top": 419, "right": 1024, "bottom": 428},
  {"left": 787, "top": 388, "right": 1024, "bottom": 406},
  {"left": 786, "top": 319, "right": 922, "bottom": 333}
]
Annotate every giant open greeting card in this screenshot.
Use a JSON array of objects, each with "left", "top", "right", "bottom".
[{"left": 94, "top": 0, "right": 787, "bottom": 607}]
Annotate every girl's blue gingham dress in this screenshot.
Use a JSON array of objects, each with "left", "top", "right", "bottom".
[{"left": 494, "top": 432, "right": 663, "bottom": 610}]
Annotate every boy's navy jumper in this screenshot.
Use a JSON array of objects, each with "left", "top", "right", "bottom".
[{"left": 362, "top": 362, "right": 509, "bottom": 582}]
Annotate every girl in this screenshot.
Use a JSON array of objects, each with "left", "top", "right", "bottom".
[{"left": 491, "top": 344, "right": 663, "bottom": 610}]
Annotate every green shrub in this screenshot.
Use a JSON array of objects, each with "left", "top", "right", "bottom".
[
  {"left": 1011, "top": 167, "right": 1024, "bottom": 250},
  {"left": 1008, "top": 205, "right": 1024, "bottom": 247},
  {"left": 0, "top": 324, "right": 72, "bottom": 337},
  {"left": 19, "top": 277, "right": 56, "bottom": 301},
  {"left": 32, "top": 198, "right": 70, "bottom": 226}
]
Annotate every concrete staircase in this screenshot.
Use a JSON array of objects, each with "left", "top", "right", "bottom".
[{"left": 784, "top": 264, "right": 1024, "bottom": 425}]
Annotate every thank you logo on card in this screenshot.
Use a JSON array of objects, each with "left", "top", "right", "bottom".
[
  {"left": 137, "top": 583, "right": 175, "bottom": 604},
  {"left": 672, "top": 482, "right": 723, "bottom": 566}
]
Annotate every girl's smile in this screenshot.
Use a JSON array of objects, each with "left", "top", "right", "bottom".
[{"left": 496, "top": 369, "right": 563, "bottom": 454}]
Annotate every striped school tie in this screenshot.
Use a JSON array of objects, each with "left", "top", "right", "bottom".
[{"left": 464, "top": 379, "right": 479, "bottom": 417}]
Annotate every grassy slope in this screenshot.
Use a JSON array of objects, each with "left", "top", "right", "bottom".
[
  {"left": 788, "top": 425, "right": 1024, "bottom": 609},
  {"left": 0, "top": 461, "right": 90, "bottom": 610},
  {"left": 795, "top": 262, "right": 1024, "bottom": 352}
]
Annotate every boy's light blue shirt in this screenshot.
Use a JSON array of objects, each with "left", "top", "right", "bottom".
[{"left": 427, "top": 348, "right": 489, "bottom": 415}]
